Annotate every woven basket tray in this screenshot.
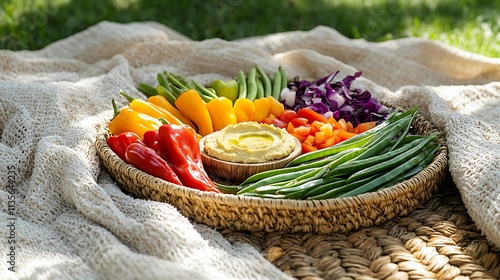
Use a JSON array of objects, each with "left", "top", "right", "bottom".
[{"left": 95, "top": 103, "right": 448, "bottom": 234}]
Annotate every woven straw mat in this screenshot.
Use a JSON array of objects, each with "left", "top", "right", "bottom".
[{"left": 221, "top": 175, "right": 500, "bottom": 280}]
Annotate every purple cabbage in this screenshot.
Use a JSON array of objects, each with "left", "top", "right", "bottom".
[{"left": 280, "top": 71, "right": 392, "bottom": 126}]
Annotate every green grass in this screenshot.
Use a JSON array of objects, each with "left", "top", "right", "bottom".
[{"left": 1, "top": 0, "right": 499, "bottom": 58}]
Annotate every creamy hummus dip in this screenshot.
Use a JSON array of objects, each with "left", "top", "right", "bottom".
[{"left": 203, "top": 122, "right": 297, "bottom": 163}]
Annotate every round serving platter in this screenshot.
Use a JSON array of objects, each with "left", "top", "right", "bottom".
[{"left": 95, "top": 102, "right": 448, "bottom": 234}]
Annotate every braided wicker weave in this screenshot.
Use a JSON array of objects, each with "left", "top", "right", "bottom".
[{"left": 96, "top": 103, "right": 448, "bottom": 234}]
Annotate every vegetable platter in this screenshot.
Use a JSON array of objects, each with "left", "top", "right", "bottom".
[{"left": 95, "top": 67, "right": 448, "bottom": 233}]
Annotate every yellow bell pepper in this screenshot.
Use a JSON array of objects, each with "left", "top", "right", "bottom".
[
  {"left": 252, "top": 97, "right": 271, "bottom": 122},
  {"left": 233, "top": 98, "right": 255, "bottom": 123},
  {"left": 146, "top": 95, "right": 197, "bottom": 130},
  {"left": 175, "top": 89, "right": 213, "bottom": 136},
  {"left": 267, "top": 96, "right": 285, "bottom": 117},
  {"left": 108, "top": 100, "right": 161, "bottom": 139},
  {"left": 119, "top": 91, "right": 185, "bottom": 125},
  {"left": 206, "top": 97, "right": 237, "bottom": 131}
]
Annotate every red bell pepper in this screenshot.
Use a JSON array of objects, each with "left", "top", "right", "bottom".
[
  {"left": 107, "top": 132, "right": 144, "bottom": 162},
  {"left": 142, "top": 130, "right": 165, "bottom": 159},
  {"left": 125, "top": 143, "right": 182, "bottom": 185},
  {"left": 158, "top": 124, "right": 220, "bottom": 193}
]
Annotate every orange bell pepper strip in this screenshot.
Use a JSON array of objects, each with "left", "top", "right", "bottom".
[
  {"left": 206, "top": 97, "right": 237, "bottom": 131},
  {"left": 107, "top": 100, "right": 161, "bottom": 139},
  {"left": 175, "top": 89, "right": 213, "bottom": 136},
  {"left": 146, "top": 95, "right": 197, "bottom": 130}
]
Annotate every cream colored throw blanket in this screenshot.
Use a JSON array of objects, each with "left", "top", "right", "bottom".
[{"left": 1, "top": 21, "right": 499, "bottom": 279}]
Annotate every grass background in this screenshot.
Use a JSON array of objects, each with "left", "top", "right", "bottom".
[{"left": 1, "top": 0, "right": 499, "bottom": 58}]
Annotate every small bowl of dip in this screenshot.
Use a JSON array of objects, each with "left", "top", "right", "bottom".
[{"left": 200, "top": 122, "right": 302, "bottom": 183}]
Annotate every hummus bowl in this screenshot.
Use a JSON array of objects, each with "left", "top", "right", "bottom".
[
  {"left": 95, "top": 102, "right": 448, "bottom": 234},
  {"left": 200, "top": 130, "right": 302, "bottom": 183},
  {"left": 199, "top": 121, "right": 303, "bottom": 183}
]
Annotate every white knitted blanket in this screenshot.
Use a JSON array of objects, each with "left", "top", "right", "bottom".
[{"left": 1, "top": 21, "right": 499, "bottom": 279}]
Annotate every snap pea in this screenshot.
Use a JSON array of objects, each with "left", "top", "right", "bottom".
[
  {"left": 237, "top": 70, "right": 247, "bottom": 99},
  {"left": 191, "top": 80, "right": 218, "bottom": 99},
  {"left": 156, "top": 85, "right": 178, "bottom": 106},
  {"left": 165, "top": 71, "right": 189, "bottom": 91},
  {"left": 255, "top": 77, "right": 264, "bottom": 99},
  {"left": 271, "top": 71, "right": 282, "bottom": 100},
  {"left": 246, "top": 67, "right": 258, "bottom": 101},
  {"left": 279, "top": 66, "right": 287, "bottom": 97},
  {"left": 256, "top": 65, "right": 272, "bottom": 97},
  {"left": 157, "top": 73, "right": 172, "bottom": 92},
  {"left": 137, "top": 83, "right": 158, "bottom": 97},
  {"left": 338, "top": 143, "right": 438, "bottom": 198},
  {"left": 346, "top": 135, "right": 438, "bottom": 183}
]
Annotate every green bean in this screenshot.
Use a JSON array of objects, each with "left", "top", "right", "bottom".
[
  {"left": 240, "top": 153, "right": 342, "bottom": 185},
  {"left": 373, "top": 144, "right": 439, "bottom": 191},
  {"left": 392, "top": 105, "right": 419, "bottom": 122},
  {"left": 237, "top": 168, "right": 318, "bottom": 194},
  {"left": 338, "top": 143, "right": 437, "bottom": 198},
  {"left": 256, "top": 65, "right": 272, "bottom": 97},
  {"left": 286, "top": 133, "right": 376, "bottom": 166},
  {"left": 237, "top": 70, "right": 247, "bottom": 99},
  {"left": 241, "top": 193, "right": 286, "bottom": 199},
  {"left": 246, "top": 67, "right": 258, "bottom": 101},
  {"left": 215, "top": 182, "right": 239, "bottom": 195},
  {"left": 346, "top": 135, "right": 438, "bottom": 183},
  {"left": 329, "top": 137, "right": 425, "bottom": 177},
  {"left": 255, "top": 77, "right": 264, "bottom": 99},
  {"left": 385, "top": 135, "right": 428, "bottom": 151},
  {"left": 326, "top": 147, "right": 368, "bottom": 171},
  {"left": 388, "top": 110, "right": 417, "bottom": 152},
  {"left": 285, "top": 178, "right": 345, "bottom": 199},
  {"left": 356, "top": 115, "right": 413, "bottom": 160},
  {"left": 137, "top": 83, "right": 158, "bottom": 97},
  {"left": 287, "top": 113, "right": 406, "bottom": 167},
  {"left": 254, "top": 166, "right": 327, "bottom": 194},
  {"left": 308, "top": 174, "right": 380, "bottom": 200},
  {"left": 287, "top": 109, "right": 409, "bottom": 166},
  {"left": 271, "top": 71, "right": 282, "bottom": 100},
  {"left": 277, "top": 176, "right": 345, "bottom": 196}
]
